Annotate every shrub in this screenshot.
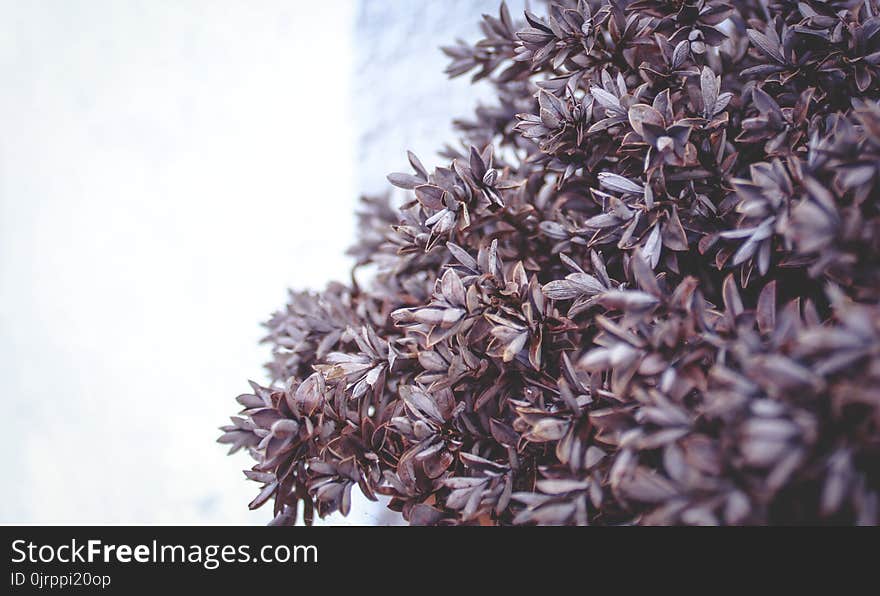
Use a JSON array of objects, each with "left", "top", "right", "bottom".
[{"left": 219, "top": 0, "right": 880, "bottom": 525}]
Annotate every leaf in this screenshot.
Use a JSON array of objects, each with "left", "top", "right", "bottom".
[
  {"left": 619, "top": 468, "right": 678, "bottom": 503},
  {"left": 722, "top": 274, "right": 744, "bottom": 322},
  {"left": 591, "top": 86, "right": 620, "bottom": 110},
  {"left": 387, "top": 172, "right": 423, "bottom": 189},
  {"left": 630, "top": 249, "right": 661, "bottom": 297},
  {"left": 407, "top": 150, "right": 428, "bottom": 179},
  {"left": 752, "top": 86, "right": 783, "bottom": 120},
  {"left": 447, "top": 242, "right": 478, "bottom": 271},
  {"left": 747, "top": 29, "right": 785, "bottom": 64},
  {"left": 672, "top": 39, "right": 689, "bottom": 68},
  {"left": 662, "top": 207, "right": 688, "bottom": 251},
  {"left": 643, "top": 224, "right": 662, "bottom": 269},
  {"left": 700, "top": 66, "right": 718, "bottom": 117},
  {"left": 529, "top": 418, "right": 570, "bottom": 442},
  {"left": 400, "top": 386, "right": 447, "bottom": 424},
  {"left": 414, "top": 184, "right": 446, "bottom": 210},
  {"left": 542, "top": 272, "right": 605, "bottom": 300},
  {"left": 628, "top": 104, "right": 664, "bottom": 136},
  {"left": 598, "top": 172, "right": 643, "bottom": 194},
  {"left": 538, "top": 89, "right": 568, "bottom": 123}
]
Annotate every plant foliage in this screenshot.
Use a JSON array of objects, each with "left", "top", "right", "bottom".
[{"left": 220, "top": 0, "right": 880, "bottom": 525}]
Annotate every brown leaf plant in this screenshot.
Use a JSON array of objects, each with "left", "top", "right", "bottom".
[{"left": 219, "top": 0, "right": 880, "bottom": 525}]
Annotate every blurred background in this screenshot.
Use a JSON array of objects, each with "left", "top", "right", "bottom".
[{"left": 0, "top": 0, "right": 512, "bottom": 524}]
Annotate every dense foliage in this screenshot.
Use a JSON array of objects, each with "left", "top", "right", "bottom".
[{"left": 219, "top": 0, "right": 880, "bottom": 525}]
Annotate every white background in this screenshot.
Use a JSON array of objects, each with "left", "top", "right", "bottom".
[{"left": 0, "top": 0, "right": 361, "bottom": 524}]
